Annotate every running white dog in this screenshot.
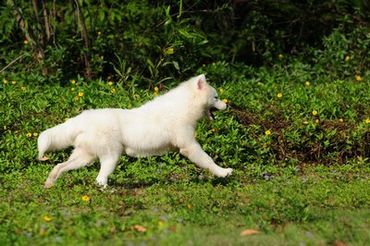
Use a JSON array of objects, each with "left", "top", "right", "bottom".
[{"left": 38, "top": 74, "right": 233, "bottom": 188}]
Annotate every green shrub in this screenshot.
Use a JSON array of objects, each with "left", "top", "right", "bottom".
[{"left": 1, "top": 1, "right": 368, "bottom": 85}]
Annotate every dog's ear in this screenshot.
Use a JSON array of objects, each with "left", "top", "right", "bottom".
[{"left": 197, "top": 74, "right": 206, "bottom": 90}]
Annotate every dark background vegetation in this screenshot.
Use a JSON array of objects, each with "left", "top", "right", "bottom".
[{"left": 1, "top": 0, "right": 369, "bottom": 84}]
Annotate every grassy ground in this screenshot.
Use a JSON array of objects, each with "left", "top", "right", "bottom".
[{"left": 0, "top": 63, "right": 369, "bottom": 245}]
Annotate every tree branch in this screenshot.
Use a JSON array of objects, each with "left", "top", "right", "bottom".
[
  {"left": 41, "top": 0, "right": 52, "bottom": 41},
  {"left": 0, "top": 53, "right": 27, "bottom": 73},
  {"left": 74, "top": 0, "right": 92, "bottom": 78}
]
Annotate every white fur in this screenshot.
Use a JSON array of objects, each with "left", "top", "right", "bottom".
[{"left": 38, "top": 74, "right": 232, "bottom": 188}]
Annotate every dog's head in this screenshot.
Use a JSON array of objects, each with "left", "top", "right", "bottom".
[{"left": 193, "top": 74, "right": 227, "bottom": 120}]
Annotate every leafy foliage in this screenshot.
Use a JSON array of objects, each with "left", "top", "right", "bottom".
[{"left": 1, "top": 0, "right": 369, "bottom": 83}]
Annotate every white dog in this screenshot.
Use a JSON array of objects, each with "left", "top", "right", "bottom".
[{"left": 38, "top": 74, "right": 233, "bottom": 188}]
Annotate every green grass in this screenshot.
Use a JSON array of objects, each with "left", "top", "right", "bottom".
[
  {"left": 0, "top": 165, "right": 369, "bottom": 245},
  {"left": 0, "top": 63, "right": 369, "bottom": 245}
]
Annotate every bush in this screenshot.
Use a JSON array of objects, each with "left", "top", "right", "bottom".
[{"left": 1, "top": 1, "right": 369, "bottom": 84}]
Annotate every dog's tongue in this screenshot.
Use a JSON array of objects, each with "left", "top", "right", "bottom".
[{"left": 206, "top": 109, "right": 214, "bottom": 120}]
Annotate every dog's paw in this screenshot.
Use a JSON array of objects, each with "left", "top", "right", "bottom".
[
  {"left": 223, "top": 168, "right": 233, "bottom": 177},
  {"left": 214, "top": 167, "right": 233, "bottom": 178},
  {"left": 38, "top": 156, "right": 49, "bottom": 161},
  {"left": 44, "top": 180, "right": 54, "bottom": 189},
  {"left": 96, "top": 178, "right": 108, "bottom": 189}
]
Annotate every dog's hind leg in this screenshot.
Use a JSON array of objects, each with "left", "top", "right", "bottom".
[
  {"left": 95, "top": 154, "right": 120, "bottom": 188},
  {"left": 44, "top": 159, "right": 73, "bottom": 188},
  {"left": 44, "top": 148, "right": 95, "bottom": 188}
]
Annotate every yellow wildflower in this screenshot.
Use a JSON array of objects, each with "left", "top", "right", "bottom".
[
  {"left": 164, "top": 47, "right": 174, "bottom": 55},
  {"left": 365, "top": 118, "right": 370, "bottom": 124},
  {"left": 11, "top": 80, "right": 16, "bottom": 85},
  {"left": 345, "top": 55, "right": 350, "bottom": 62},
  {"left": 26, "top": 132, "right": 32, "bottom": 138},
  {"left": 43, "top": 215, "right": 52, "bottom": 222},
  {"left": 222, "top": 99, "right": 229, "bottom": 104},
  {"left": 315, "top": 119, "right": 320, "bottom": 124},
  {"left": 278, "top": 54, "right": 284, "bottom": 59},
  {"left": 97, "top": 31, "right": 101, "bottom": 36},
  {"left": 71, "top": 88, "right": 75, "bottom": 91},
  {"left": 81, "top": 195, "right": 91, "bottom": 202},
  {"left": 21, "top": 86, "right": 26, "bottom": 91},
  {"left": 277, "top": 93, "right": 283, "bottom": 98},
  {"left": 303, "top": 120, "right": 309, "bottom": 125},
  {"left": 3, "top": 79, "right": 8, "bottom": 84},
  {"left": 154, "top": 87, "right": 159, "bottom": 97},
  {"left": 78, "top": 92, "right": 84, "bottom": 97},
  {"left": 33, "top": 132, "right": 38, "bottom": 137},
  {"left": 24, "top": 39, "right": 29, "bottom": 45},
  {"left": 265, "top": 130, "right": 271, "bottom": 136},
  {"left": 110, "top": 88, "right": 116, "bottom": 94},
  {"left": 108, "top": 81, "right": 113, "bottom": 86},
  {"left": 219, "top": 88, "right": 224, "bottom": 94},
  {"left": 158, "top": 220, "right": 166, "bottom": 229},
  {"left": 355, "top": 75, "right": 362, "bottom": 81},
  {"left": 70, "top": 79, "right": 76, "bottom": 85},
  {"left": 339, "top": 118, "right": 343, "bottom": 123},
  {"left": 312, "top": 110, "right": 318, "bottom": 116},
  {"left": 305, "top": 81, "right": 311, "bottom": 86}
]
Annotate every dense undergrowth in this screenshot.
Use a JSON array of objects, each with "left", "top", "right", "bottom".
[{"left": 1, "top": 60, "right": 369, "bottom": 172}]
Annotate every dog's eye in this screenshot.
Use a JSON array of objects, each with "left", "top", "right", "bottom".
[{"left": 214, "top": 95, "right": 219, "bottom": 99}]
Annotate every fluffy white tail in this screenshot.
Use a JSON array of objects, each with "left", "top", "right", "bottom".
[{"left": 37, "top": 120, "right": 79, "bottom": 160}]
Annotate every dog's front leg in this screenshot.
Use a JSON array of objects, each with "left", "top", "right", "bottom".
[{"left": 180, "top": 142, "right": 233, "bottom": 177}]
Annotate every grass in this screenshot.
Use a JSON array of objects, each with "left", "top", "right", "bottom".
[
  {"left": 0, "top": 63, "right": 369, "bottom": 245},
  {"left": 0, "top": 165, "right": 368, "bottom": 245}
]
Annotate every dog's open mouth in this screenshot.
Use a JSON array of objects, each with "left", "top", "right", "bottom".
[{"left": 206, "top": 107, "right": 218, "bottom": 120}]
